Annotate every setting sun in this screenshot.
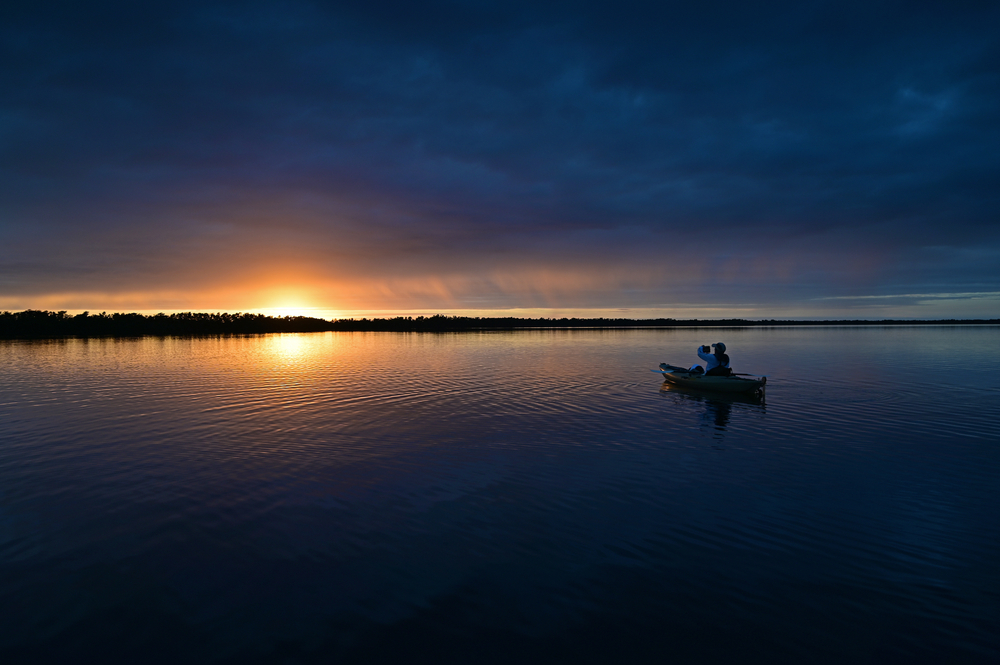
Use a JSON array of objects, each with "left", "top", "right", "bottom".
[{"left": 248, "top": 286, "right": 332, "bottom": 319}]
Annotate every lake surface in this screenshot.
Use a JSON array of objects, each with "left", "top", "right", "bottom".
[{"left": 1, "top": 327, "right": 998, "bottom": 663}]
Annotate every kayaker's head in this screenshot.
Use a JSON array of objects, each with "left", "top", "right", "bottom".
[{"left": 712, "top": 342, "right": 726, "bottom": 355}]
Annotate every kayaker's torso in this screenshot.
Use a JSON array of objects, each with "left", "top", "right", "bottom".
[{"left": 697, "top": 346, "right": 730, "bottom": 373}]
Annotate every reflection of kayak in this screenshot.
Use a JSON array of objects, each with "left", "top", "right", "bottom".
[
  {"left": 660, "top": 382, "right": 766, "bottom": 406},
  {"left": 653, "top": 363, "right": 766, "bottom": 394}
]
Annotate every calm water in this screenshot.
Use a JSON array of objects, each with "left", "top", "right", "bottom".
[{"left": 1, "top": 327, "right": 998, "bottom": 663}]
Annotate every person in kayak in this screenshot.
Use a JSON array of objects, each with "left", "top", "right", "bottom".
[{"left": 689, "top": 342, "right": 732, "bottom": 376}]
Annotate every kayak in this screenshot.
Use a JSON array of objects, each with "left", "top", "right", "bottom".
[
  {"left": 654, "top": 363, "right": 766, "bottom": 394},
  {"left": 653, "top": 363, "right": 766, "bottom": 394}
]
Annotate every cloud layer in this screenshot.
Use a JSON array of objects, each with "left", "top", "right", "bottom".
[{"left": 2, "top": 1, "right": 999, "bottom": 316}]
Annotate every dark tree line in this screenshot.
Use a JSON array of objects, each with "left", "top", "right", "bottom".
[
  {"left": 1, "top": 310, "right": 996, "bottom": 339},
  {"left": 325, "top": 315, "right": 782, "bottom": 331},
  {"left": 0, "top": 310, "right": 332, "bottom": 338}
]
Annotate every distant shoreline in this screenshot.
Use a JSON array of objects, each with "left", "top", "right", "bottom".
[{"left": 1, "top": 310, "right": 998, "bottom": 339}]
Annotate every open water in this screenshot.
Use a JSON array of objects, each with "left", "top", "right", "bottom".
[{"left": 1, "top": 327, "right": 998, "bottom": 663}]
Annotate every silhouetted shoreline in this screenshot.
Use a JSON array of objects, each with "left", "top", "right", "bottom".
[{"left": 2, "top": 310, "right": 998, "bottom": 339}]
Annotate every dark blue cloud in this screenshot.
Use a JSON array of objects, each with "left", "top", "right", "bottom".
[{"left": 1, "top": 1, "right": 998, "bottom": 313}]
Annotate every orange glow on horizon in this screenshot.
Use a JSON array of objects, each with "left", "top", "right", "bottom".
[{"left": 4, "top": 261, "right": 999, "bottom": 320}]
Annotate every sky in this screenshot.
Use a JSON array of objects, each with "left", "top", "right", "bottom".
[{"left": 2, "top": 0, "right": 999, "bottom": 319}]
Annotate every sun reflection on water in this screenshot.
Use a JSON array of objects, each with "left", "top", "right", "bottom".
[{"left": 269, "top": 333, "right": 307, "bottom": 361}]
